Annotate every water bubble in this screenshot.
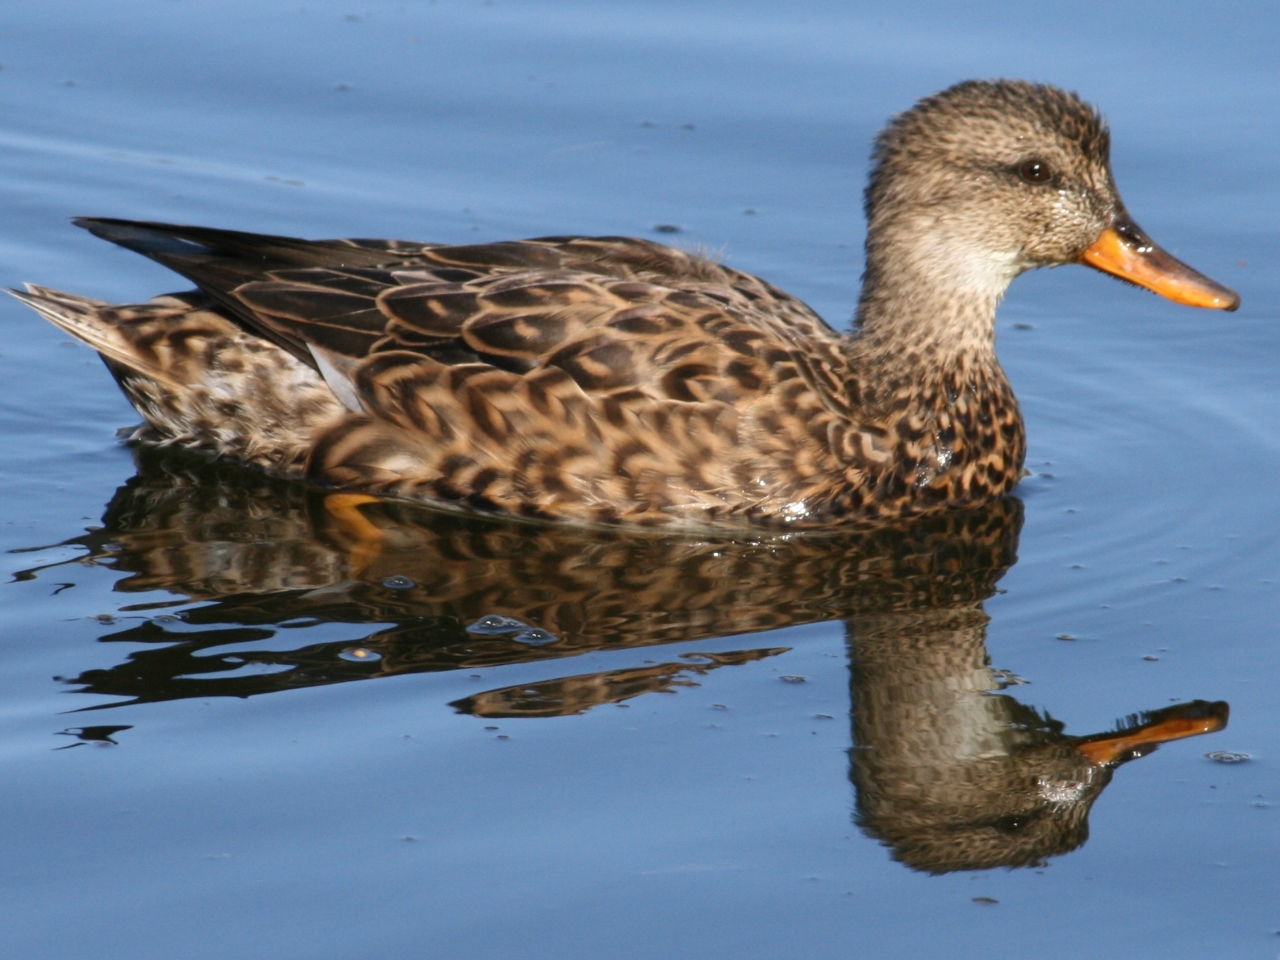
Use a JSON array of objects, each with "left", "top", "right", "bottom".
[
  {"left": 466, "top": 614, "right": 528, "bottom": 635},
  {"left": 513, "top": 628, "right": 557, "bottom": 647},
  {"left": 1206, "top": 750, "right": 1251, "bottom": 764}
]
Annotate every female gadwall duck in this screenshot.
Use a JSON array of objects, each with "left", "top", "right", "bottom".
[{"left": 13, "top": 80, "right": 1238, "bottom": 528}]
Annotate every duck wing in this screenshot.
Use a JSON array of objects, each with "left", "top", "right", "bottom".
[{"left": 75, "top": 218, "right": 852, "bottom": 411}]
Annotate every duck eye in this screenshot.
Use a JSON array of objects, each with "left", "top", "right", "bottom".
[
  {"left": 993, "top": 814, "right": 1030, "bottom": 834},
  {"left": 1017, "top": 158, "right": 1053, "bottom": 185}
]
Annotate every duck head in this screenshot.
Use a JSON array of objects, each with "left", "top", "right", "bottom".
[{"left": 859, "top": 79, "right": 1238, "bottom": 333}]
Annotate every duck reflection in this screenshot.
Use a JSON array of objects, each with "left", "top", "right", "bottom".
[{"left": 16, "top": 447, "right": 1226, "bottom": 872}]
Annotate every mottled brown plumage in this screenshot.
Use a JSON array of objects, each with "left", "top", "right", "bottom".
[{"left": 11, "top": 80, "right": 1238, "bottom": 527}]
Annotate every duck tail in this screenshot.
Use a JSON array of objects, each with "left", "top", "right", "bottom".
[{"left": 7, "top": 284, "right": 157, "bottom": 376}]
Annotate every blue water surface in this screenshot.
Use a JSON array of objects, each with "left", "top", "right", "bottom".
[{"left": 1, "top": 2, "right": 1277, "bottom": 958}]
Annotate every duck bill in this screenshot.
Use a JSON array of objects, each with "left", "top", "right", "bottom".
[
  {"left": 1079, "top": 216, "right": 1240, "bottom": 311},
  {"left": 1074, "top": 699, "right": 1229, "bottom": 767}
]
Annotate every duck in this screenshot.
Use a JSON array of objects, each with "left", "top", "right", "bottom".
[{"left": 11, "top": 79, "right": 1239, "bottom": 529}]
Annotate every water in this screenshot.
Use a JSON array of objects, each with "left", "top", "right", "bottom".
[{"left": 2, "top": 1, "right": 1278, "bottom": 957}]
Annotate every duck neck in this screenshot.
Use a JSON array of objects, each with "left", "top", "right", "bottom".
[
  {"left": 852, "top": 216, "right": 1021, "bottom": 364},
  {"left": 828, "top": 222, "right": 1027, "bottom": 512}
]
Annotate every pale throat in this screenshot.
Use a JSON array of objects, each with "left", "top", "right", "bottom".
[{"left": 853, "top": 223, "right": 1026, "bottom": 358}]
